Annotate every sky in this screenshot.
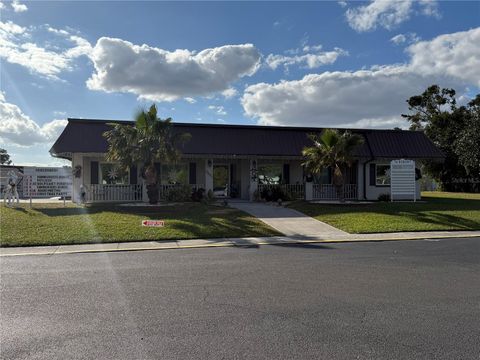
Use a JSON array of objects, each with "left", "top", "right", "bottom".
[{"left": 0, "top": 0, "right": 479, "bottom": 166}]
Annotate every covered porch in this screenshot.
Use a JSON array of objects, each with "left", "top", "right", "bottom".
[{"left": 72, "top": 153, "right": 359, "bottom": 203}]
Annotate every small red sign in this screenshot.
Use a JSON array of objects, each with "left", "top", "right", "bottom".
[{"left": 142, "top": 220, "right": 165, "bottom": 227}]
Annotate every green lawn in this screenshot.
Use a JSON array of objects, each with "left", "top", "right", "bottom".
[
  {"left": 0, "top": 202, "right": 280, "bottom": 247},
  {"left": 289, "top": 192, "right": 480, "bottom": 234}
]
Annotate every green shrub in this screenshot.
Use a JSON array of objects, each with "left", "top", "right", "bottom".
[
  {"left": 165, "top": 184, "right": 192, "bottom": 202},
  {"left": 260, "top": 186, "right": 291, "bottom": 202},
  {"left": 377, "top": 193, "right": 391, "bottom": 202}
]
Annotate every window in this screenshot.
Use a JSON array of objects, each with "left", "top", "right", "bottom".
[
  {"left": 314, "top": 168, "right": 331, "bottom": 184},
  {"left": 376, "top": 165, "right": 391, "bottom": 185},
  {"left": 160, "top": 164, "right": 188, "bottom": 184},
  {"left": 258, "top": 164, "right": 282, "bottom": 185},
  {"left": 100, "top": 163, "right": 129, "bottom": 184}
]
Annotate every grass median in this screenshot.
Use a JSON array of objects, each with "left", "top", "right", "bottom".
[
  {"left": 0, "top": 202, "right": 281, "bottom": 247},
  {"left": 289, "top": 192, "right": 480, "bottom": 234}
]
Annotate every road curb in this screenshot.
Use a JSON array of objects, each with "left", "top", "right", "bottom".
[{"left": 1, "top": 233, "right": 478, "bottom": 257}]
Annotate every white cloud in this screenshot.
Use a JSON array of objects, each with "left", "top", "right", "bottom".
[
  {"left": 86, "top": 37, "right": 261, "bottom": 102},
  {"left": 208, "top": 105, "right": 227, "bottom": 116},
  {"left": 390, "top": 34, "right": 406, "bottom": 44},
  {"left": 337, "top": 1, "right": 347, "bottom": 8},
  {"left": 418, "top": 0, "right": 441, "bottom": 19},
  {"left": 407, "top": 28, "right": 480, "bottom": 86},
  {"left": 0, "top": 2, "right": 5, "bottom": 10},
  {"left": 266, "top": 45, "right": 348, "bottom": 71},
  {"left": 0, "top": 21, "right": 92, "bottom": 79},
  {"left": 390, "top": 32, "right": 420, "bottom": 45},
  {"left": 184, "top": 97, "right": 197, "bottom": 104},
  {"left": 0, "top": 93, "right": 67, "bottom": 146},
  {"left": 345, "top": 0, "right": 440, "bottom": 32},
  {"left": 11, "top": 0, "right": 27, "bottom": 12},
  {"left": 241, "top": 28, "right": 480, "bottom": 128},
  {"left": 221, "top": 87, "right": 238, "bottom": 99}
]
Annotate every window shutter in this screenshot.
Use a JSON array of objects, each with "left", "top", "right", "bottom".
[
  {"left": 129, "top": 165, "right": 137, "bottom": 184},
  {"left": 230, "top": 164, "right": 236, "bottom": 185},
  {"left": 90, "top": 161, "right": 99, "bottom": 184},
  {"left": 328, "top": 167, "right": 333, "bottom": 184},
  {"left": 283, "top": 164, "right": 290, "bottom": 184},
  {"left": 369, "top": 164, "right": 376, "bottom": 186},
  {"left": 189, "top": 162, "right": 196, "bottom": 184}
]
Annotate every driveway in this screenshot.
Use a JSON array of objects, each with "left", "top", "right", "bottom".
[{"left": 229, "top": 201, "right": 347, "bottom": 238}]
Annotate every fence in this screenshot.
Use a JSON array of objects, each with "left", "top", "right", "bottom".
[
  {"left": 86, "top": 184, "right": 143, "bottom": 202},
  {"left": 257, "top": 184, "right": 305, "bottom": 200},
  {"left": 312, "top": 184, "right": 357, "bottom": 200}
]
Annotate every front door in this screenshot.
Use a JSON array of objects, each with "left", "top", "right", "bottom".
[{"left": 213, "top": 165, "right": 229, "bottom": 197}]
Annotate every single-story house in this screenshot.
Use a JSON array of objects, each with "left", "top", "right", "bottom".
[{"left": 50, "top": 119, "right": 444, "bottom": 203}]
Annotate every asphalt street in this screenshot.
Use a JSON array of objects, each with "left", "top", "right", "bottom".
[{"left": 1, "top": 238, "right": 479, "bottom": 360}]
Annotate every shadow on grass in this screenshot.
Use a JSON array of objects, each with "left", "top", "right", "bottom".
[
  {"left": 401, "top": 211, "right": 480, "bottom": 230},
  {"left": 34, "top": 203, "right": 202, "bottom": 217}
]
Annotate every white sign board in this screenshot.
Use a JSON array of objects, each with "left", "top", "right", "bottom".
[{"left": 390, "top": 159, "right": 416, "bottom": 202}]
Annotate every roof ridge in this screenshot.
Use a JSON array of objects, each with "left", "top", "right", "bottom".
[{"left": 66, "top": 118, "right": 412, "bottom": 133}]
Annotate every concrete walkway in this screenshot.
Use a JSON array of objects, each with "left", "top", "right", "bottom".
[
  {"left": 1, "top": 231, "right": 479, "bottom": 257},
  {"left": 229, "top": 202, "right": 347, "bottom": 238}
]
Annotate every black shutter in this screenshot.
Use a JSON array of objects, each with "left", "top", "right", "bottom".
[
  {"left": 369, "top": 163, "right": 376, "bottom": 186},
  {"left": 90, "top": 161, "right": 99, "bottom": 184},
  {"left": 328, "top": 167, "right": 333, "bottom": 184},
  {"left": 283, "top": 164, "right": 290, "bottom": 184},
  {"left": 230, "top": 164, "right": 236, "bottom": 185},
  {"left": 154, "top": 163, "right": 161, "bottom": 183},
  {"left": 129, "top": 165, "right": 137, "bottom": 184},
  {"left": 189, "top": 162, "right": 196, "bottom": 184}
]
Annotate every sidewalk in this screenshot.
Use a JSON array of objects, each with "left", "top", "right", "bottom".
[
  {"left": 1, "top": 231, "right": 479, "bottom": 257},
  {"left": 229, "top": 202, "right": 347, "bottom": 237}
]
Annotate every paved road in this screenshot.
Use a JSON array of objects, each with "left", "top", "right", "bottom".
[{"left": 1, "top": 238, "right": 479, "bottom": 360}]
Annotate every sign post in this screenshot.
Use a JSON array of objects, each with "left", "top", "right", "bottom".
[{"left": 390, "top": 159, "right": 416, "bottom": 202}]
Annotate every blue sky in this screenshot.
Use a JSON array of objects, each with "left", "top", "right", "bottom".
[{"left": 1, "top": 0, "right": 479, "bottom": 165}]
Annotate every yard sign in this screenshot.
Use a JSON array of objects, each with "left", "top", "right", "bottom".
[
  {"left": 390, "top": 159, "right": 416, "bottom": 202},
  {"left": 142, "top": 220, "right": 165, "bottom": 227}
]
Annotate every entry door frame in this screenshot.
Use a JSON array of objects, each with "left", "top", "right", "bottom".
[{"left": 212, "top": 163, "right": 230, "bottom": 197}]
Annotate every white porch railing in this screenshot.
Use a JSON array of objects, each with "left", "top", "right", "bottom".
[
  {"left": 312, "top": 184, "right": 357, "bottom": 200},
  {"left": 86, "top": 184, "right": 143, "bottom": 202},
  {"left": 159, "top": 184, "right": 205, "bottom": 198},
  {"left": 257, "top": 184, "right": 305, "bottom": 199}
]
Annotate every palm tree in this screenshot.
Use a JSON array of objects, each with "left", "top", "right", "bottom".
[
  {"left": 103, "top": 104, "right": 190, "bottom": 204},
  {"left": 302, "top": 129, "right": 364, "bottom": 202}
]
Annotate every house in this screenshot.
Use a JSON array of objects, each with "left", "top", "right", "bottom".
[{"left": 50, "top": 119, "right": 444, "bottom": 203}]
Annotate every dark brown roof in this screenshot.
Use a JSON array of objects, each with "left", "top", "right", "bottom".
[{"left": 50, "top": 119, "right": 444, "bottom": 160}]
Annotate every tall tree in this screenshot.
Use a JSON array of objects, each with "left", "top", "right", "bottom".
[
  {"left": 455, "top": 95, "right": 480, "bottom": 178},
  {"left": 402, "top": 85, "right": 480, "bottom": 188},
  {"left": 302, "top": 129, "right": 364, "bottom": 201},
  {"left": 0, "top": 148, "right": 12, "bottom": 165},
  {"left": 103, "top": 104, "right": 190, "bottom": 203}
]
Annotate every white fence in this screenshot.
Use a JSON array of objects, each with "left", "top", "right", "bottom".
[
  {"left": 86, "top": 184, "right": 143, "bottom": 202},
  {"left": 257, "top": 184, "right": 305, "bottom": 199},
  {"left": 312, "top": 184, "right": 357, "bottom": 200},
  {"left": 159, "top": 184, "right": 204, "bottom": 198}
]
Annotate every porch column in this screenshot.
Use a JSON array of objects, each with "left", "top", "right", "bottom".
[
  {"left": 71, "top": 153, "right": 82, "bottom": 203},
  {"left": 205, "top": 158, "right": 213, "bottom": 194},
  {"left": 305, "top": 182, "right": 313, "bottom": 201},
  {"left": 249, "top": 159, "right": 258, "bottom": 201}
]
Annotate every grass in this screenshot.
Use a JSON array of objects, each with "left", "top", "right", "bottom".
[
  {"left": 0, "top": 202, "right": 280, "bottom": 247},
  {"left": 288, "top": 192, "right": 480, "bottom": 234}
]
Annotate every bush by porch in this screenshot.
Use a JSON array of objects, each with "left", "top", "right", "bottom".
[
  {"left": 289, "top": 192, "right": 480, "bottom": 233},
  {"left": 0, "top": 202, "right": 280, "bottom": 247}
]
